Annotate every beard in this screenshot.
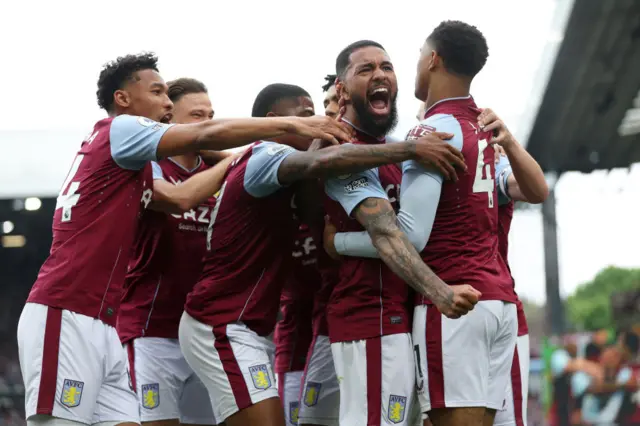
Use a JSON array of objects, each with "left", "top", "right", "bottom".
[{"left": 351, "top": 93, "right": 399, "bottom": 138}]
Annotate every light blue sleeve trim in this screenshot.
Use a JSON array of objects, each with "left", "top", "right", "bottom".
[
  {"left": 401, "top": 113, "right": 464, "bottom": 184},
  {"left": 395, "top": 168, "right": 442, "bottom": 252},
  {"left": 109, "top": 115, "right": 174, "bottom": 170},
  {"left": 495, "top": 155, "right": 513, "bottom": 205},
  {"left": 571, "top": 371, "right": 593, "bottom": 396},
  {"left": 332, "top": 161, "right": 442, "bottom": 258},
  {"left": 244, "top": 142, "right": 297, "bottom": 198},
  {"left": 325, "top": 168, "right": 387, "bottom": 217},
  {"left": 151, "top": 162, "right": 165, "bottom": 180},
  {"left": 550, "top": 349, "right": 571, "bottom": 378}
]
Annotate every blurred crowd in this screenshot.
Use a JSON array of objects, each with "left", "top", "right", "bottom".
[
  {"left": 546, "top": 328, "right": 640, "bottom": 426},
  {"left": 0, "top": 298, "right": 24, "bottom": 426}
]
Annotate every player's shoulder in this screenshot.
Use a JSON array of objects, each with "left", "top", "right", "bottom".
[{"left": 407, "top": 113, "right": 464, "bottom": 151}]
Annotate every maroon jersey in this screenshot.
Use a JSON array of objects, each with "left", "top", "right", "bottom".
[
  {"left": 413, "top": 97, "right": 516, "bottom": 305},
  {"left": 117, "top": 157, "right": 216, "bottom": 342},
  {"left": 323, "top": 131, "right": 410, "bottom": 343},
  {"left": 185, "top": 141, "right": 298, "bottom": 336},
  {"left": 312, "top": 249, "right": 339, "bottom": 336},
  {"left": 27, "top": 115, "right": 172, "bottom": 326},
  {"left": 498, "top": 200, "right": 529, "bottom": 336},
  {"left": 274, "top": 221, "right": 320, "bottom": 373}
]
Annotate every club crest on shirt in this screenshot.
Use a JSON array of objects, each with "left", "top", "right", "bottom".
[
  {"left": 405, "top": 124, "right": 435, "bottom": 140},
  {"left": 344, "top": 177, "right": 368, "bottom": 192},
  {"left": 289, "top": 401, "right": 300, "bottom": 424},
  {"left": 141, "top": 383, "right": 160, "bottom": 409},
  {"left": 388, "top": 395, "right": 407, "bottom": 424},
  {"left": 137, "top": 117, "right": 156, "bottom": 127},
  {"left": 303, "top": 382, "right": 322, "bottom": 406},
  {"left": 249, "top": 365, "right": 272, "bottom": 390},
  {"left": 61, "top": 379, "right": 84, "bottom": 408}
]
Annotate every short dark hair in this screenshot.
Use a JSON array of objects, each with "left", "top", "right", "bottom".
[
  {"left": 167, "top": 78, "right": 208, "bottom": 103},
  {"left": 335, "top": 40, "right": 385, "bottom": 78},
  {"left": 96, "top": 52, "right": 159, "bottom": 112},
  {"left": 322, "top": 74, "right": 337, "bottom": 92},
  {"left": 427, "top": 20, "right": 488, "bottom": 78},
  {"left": 251, "top": 83, "right": 310, "bottom": 117}
]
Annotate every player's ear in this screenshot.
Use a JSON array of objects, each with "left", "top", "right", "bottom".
[
  {"left": 266, "top": 111, "right": 278, "bottom": 118},
  {"left": 113, "top": 90, "right": 130, "bottom": 109},
  {"left": 429, "top": 51, "right": 438, "bottom": 71},
  {"left": 336, "top": 81, "right": 350, "bottom": 103}
]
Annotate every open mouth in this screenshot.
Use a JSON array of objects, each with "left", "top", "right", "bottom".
[
  {"left": 367, "top": 86, "right": 390, "bottom": 115},
  {"left": 160, "top": 112, "right": 173, "bottom": 124}
]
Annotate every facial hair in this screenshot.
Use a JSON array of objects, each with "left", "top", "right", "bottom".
[{"left": 351, "top": 93, "right": 399, "bottom": 138}]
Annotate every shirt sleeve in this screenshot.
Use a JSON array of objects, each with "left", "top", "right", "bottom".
[
  {"left": 325, "top": 165, "right": 388, "bottom": 216},
  {"left": 109, "top": 115, "right": 175, "bottom": 170},
  {"left": 495, "top": 154, "right": 513, "bottom": 205},
  {"left": 550, "top": 349, "right": 571, "bottom": 378},
  {"left": 151, "top": 162, "right": 165, "bottom": 180},
  {"left": 333, "top": 168, "right": 442, "bottom": 258},
  {"left": 243, "top": 142, "right": 297, "bottom": 198},
  {"left": 401, "top": 113, "right": 464, "bottom": 183}
]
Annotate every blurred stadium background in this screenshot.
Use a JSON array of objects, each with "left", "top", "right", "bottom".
[{"left": 1, "top": 0, "right": 639, "bottom": 425}]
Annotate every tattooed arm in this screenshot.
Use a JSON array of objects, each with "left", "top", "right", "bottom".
[
  {"left": 351, "top": 197, "right": 454, "bottom": 307},
  {"left": 277, "top": 141, "right": 420, "bottom": 184}
]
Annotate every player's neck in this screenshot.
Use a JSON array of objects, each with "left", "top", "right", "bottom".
[
  {"left": 342, "top": 107, "right": 384, "bottom": 139},
  {"left": 424, "top": 77, "right": 471, "bottom": 110},
  {"left": 171, "top": 153, "right": 199, "bottom": 170}
]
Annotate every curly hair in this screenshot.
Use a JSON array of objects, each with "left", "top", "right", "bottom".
[
  {"left": 96, "top": 52, "right": 159, "bottom": 111},
  {"left": 427, "top": 21, "right": 488, "bottom": 78},
  {"left": 322, "top": 74, "right": 337, "bottom": 92}
]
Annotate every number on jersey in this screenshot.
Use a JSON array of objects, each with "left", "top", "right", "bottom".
[
  {"left": 56, "top": 154, "right": 85, "bottom": 222},
  {"left": 472, "top": 139, "right": 494, "bottom": 208}
]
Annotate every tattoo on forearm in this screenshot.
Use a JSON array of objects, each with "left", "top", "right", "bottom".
[
  {"left": 355, "top": 198, "right": 453, "bottom": 306},
  {"left": 279, "top": 143, "right": 417, "bottom": 183}
]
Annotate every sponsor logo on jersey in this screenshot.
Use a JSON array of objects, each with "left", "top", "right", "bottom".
[
  {"left": 141, "top": 383, "right": 160, "bottom": 409},
  {"left": 266, "top": 144, "right": 290, "bottom": 156},
  {"left": 61, "top": 379, "right": 84, "bottom": 408},
  {"left": 303, "top": 382, "right": 322, "bottom": 406},
  {"left": 344, "top": 177, "right": 368, "bottom": 192},
  {"left": 388, "top": 395, "right": 407, "bottom": 424},
  {"left": 289, "top": 401, "right": 300, "bottom": 424},
  {"left": 249, "top": 364, "right": 272, "bottom": 390}
]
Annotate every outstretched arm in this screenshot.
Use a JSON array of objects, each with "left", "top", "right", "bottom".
[{"left": 157, "top": 115, "right": 352, "bottom": 158}]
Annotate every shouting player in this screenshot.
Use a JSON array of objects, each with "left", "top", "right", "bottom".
[
  {"left": 117, "top": 77, "right": 230, "bottom": 426},
  {"left": 16, "top": 53, "right": 351, "bottom": 426},
  {"left": 476, "top": 108, "right": 548, "bottom": 426},
  {"left": 322, "top": 74, "right": 340, "bottom": 119},
  {"left": 324, "top": 23, "right": 519, "bottom": 426},
  {"left": 178, "top": 81, "right": 474, "bottom": 426},
  {"left": 321, "top": 40, "right": 478, "bottom": 426}
]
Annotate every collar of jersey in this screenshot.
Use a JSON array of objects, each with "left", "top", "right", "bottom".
[
  {"left": 167, "top": 155, "right": 202, "bottom": 173},
  {"left": 423, "top": 95, "right": 473, "bottom": 119}
]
